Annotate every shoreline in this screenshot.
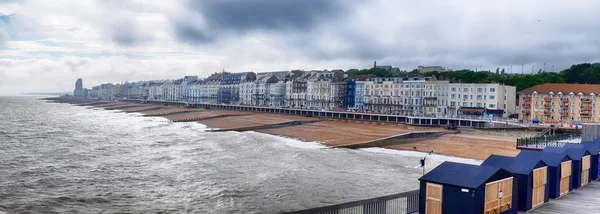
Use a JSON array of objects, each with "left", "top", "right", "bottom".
[{"left": 50, "top": 98, "right": 522, "bottom": 160}]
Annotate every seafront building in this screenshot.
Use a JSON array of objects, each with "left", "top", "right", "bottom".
[
  {"left": 86, "top": 69, "right": 518, "bottom": 118},
  {"left": 518, "top": 83, "right": 600, "bottom": 123},
  {"left": 73, "top": 78, "right": 84, "bottom": 97}
]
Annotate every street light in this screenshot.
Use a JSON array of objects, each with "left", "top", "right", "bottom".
[{"left": 420, "top": 150, "right": 434, "bottom": 175}]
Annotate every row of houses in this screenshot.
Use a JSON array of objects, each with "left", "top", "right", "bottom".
[{"left": 82, "top": 69, "right": 517, "bottom": 117}]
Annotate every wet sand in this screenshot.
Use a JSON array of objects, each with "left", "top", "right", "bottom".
[{"left": 69, "top": 100, "right": 520, "bottom": 160}]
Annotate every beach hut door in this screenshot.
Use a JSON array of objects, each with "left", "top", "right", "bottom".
[
  {"left": 560, "top": 161, "right": 572, "bottom": 196},
  {"left": 426, "top": 182, "right": 442, "bottom": 214},
  {"left": 532, "top": 166, "right": 548, "bottom": 208},
  {"left": 485, "top": 177, "right": 513, "bottom": 214},
  {"left": 581, "top": 155, "right": 591, "bottom": 186}
]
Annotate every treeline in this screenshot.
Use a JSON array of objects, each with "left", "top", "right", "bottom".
[{"left": 419, "top": 63, "right": 600, "bottom": 92}]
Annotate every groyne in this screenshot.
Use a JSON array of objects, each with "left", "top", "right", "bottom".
[
  {"left": 334, "top": 131, "right": 458, "bottom": 149},
  {"left": 208, "top": 120, "right": 320, "bottom": 132}
]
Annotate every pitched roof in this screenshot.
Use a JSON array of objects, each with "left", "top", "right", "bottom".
[
  {"left": 564, "top": 143, "right": 600, "bottom": 155},
  {"left": 543, "top": 146, "right": 591, "bottom": 160},
  {"left": 519, "top": 83, "right": 600, "bottom": 94},
  {"left": 481, "top": 155, "right": 515, "bottom": 169},
  {"left": 420, "top": 162, "right": 506, "bottom": 188},
  {"left": 517, "top": 150, "right": 571, "bottom": 166},
  {"left": 509, "top": 152, "right": 547, "bottom": 174}
]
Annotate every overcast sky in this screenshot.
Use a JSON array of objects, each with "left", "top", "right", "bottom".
[{"left": 1, "top": 0, "right": 600, "bottom": 95}]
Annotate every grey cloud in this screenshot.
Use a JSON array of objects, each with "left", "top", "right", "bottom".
[
  {"left": 111, "top": 21, "right": 139, "bottom": 46},
  {"left": 173, "top": 21, "right": 213, "bottom": 44},
  {"left": 174, "top": 0, "right": 348, "bottom": 43}
]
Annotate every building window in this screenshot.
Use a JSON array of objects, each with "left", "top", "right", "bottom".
[
  {"left": 477, "top": 95, "right": 482, "bottom": 100},
  {"left": 490, "top": 95, "right": 495, "bottom": 100},
  {"left": 489, "top": 104, "right": 496, "bottom": 108},
  {"left": 452, "top": 87, "right": 456, "bottom": 92},
  {"left": 490, "top": 88, "right": 496, "bottom": 92},
  {"left": 463, "top": 88, "right": 468, "bottom": 92},
  {"left": 477, "top": 88, "right": 483, "bottom": 92}
]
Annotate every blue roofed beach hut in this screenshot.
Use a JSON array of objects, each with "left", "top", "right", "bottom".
[
  {"left": 581, "top": 140, "right": 600, "bottom": 180},
  {"left": 543, "top": 146, "right": 591, "bottom": 189},
  {"left": 419, "top": 162, "right": 517, "bottom": 214},
  {"left": 517, "top": 150, "right": 573, "bottom": 199},
  {"left": 481, "top": 154, "right": 549, "bottom": 211},
  {"left": 564, "top": 143, "right": 599, "bottom": 181}
]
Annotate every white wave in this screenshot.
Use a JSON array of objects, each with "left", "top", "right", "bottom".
[{"left": 243, "top": 131, "right": 328, "bottom": 150}]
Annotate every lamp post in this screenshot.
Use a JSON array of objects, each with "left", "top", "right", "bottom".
[{"left": 421, "top": 150, "right": 434, "bottom": 175}]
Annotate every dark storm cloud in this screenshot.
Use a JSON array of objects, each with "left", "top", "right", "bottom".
[
  {"left": 174, "top": 0, "right": 347, "bottom": 44},
  {"left": 173, "top": 21, "right": 213, "bottom": 44}
]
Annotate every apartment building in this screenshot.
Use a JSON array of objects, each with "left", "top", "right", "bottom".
[
  {"left": 424, "top": 79, "right": 449, "bottom": 116},
  {"left": 267, "top": 79, "right": 286, "bottom": 107},
  {"left": 346, "top": 80, "right": 366, "bottom": 110},
  {"left": 401, "top": 77, "right": 431, "bottom": 115},
  {"left": 519, "top": 83, "right": 600, "bottom": 123},
  {"left": 218, "top": 72, "right": 256, "bottom": 104},
  {"left": 447, "top": 83, "right": 516, "bottom": 117},
  {"left": 363, "top": 77, "right": 404, "bottom": 114},
  {"left": 285, "top": 73, "right": 309, "bottom": 108}
]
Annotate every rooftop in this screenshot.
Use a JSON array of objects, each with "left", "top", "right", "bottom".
[{"left": 519, "top": 83, "right": 600, "bottom": 95}]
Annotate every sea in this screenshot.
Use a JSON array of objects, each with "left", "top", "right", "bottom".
[{"left": 0, "top": 96, "right": 479, "bottom": 214}]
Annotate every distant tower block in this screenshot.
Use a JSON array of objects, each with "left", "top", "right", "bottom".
[{"left": 74, "top": 78, "right": 83, "bottom": 97}]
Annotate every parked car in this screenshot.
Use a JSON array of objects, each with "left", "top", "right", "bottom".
[{"left": 532, "top": 119, "right": 541, "bottom": 124}]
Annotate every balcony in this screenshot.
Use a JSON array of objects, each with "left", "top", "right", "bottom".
[
  {"left": 521, "top": 109, "right": 531, "bottom": 114},
  {"left": 581, "top": 105, "right": 593, "bottom": 110},
  {"left": 544, "top": 97, "right": 552, "bottom": 101},
  {"left": 543, "top": 103, "right": 552, "bottom": 108},
  {"left": 581, "top": 98, "right": 593, "bottom": 102},
  {"left": 522, "top": 96, "right": 531, "bottom": 101},
  {"left": 561, "top": 111, "right": 569, "bottom": 116},
  {"left": 543, "top": 111, "right": 551, "bottom": 115},
  {"left": 561, "top": 105, "right": 569, "bottom": 109},
  {"left": 581, "top": 112, "right": 592, "bottom": 117}
]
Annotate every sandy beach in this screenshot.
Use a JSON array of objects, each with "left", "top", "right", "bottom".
[{"left": 64, "top": 99, "right": 521, "bottom": 160}]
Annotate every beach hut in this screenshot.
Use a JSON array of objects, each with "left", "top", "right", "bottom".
[
  {"left": 582, "top": 140, "right": 600, "bottom": 180},
  {"left": 564, "top": 143, "right": 599, "bottom": 181},
  {"left": 419, "top": 162, "right": 517, "bottom": 214},
  {"left": 543, "top": 146, "right": 591, "bottom": 189},
  {"left": 517, "top": 150, "right": 573, "bottom": 198},
  {"left": 481, "top": 155, "right": 549, "bottom": 211}
]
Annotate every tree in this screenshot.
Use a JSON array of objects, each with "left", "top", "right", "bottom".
[
  {"left": 501, "top": 68, "right": 505, "bottom": 75},
  {"left": 291, "top": 70, "right": 303, "bottom": 76},
  {"left": 495, "top": 67, "right": 500, "bottom": 75},
  {"left": 538, "top": 69, "right": 542, "bottom": 74}
]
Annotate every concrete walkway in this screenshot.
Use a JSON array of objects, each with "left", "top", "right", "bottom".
[{"left": 528, "top": 182, "right": 600, "bottom": 214}]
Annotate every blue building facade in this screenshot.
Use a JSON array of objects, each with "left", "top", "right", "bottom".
[{"left": 346, "top": 80, "right": 355, "bottom": 109}]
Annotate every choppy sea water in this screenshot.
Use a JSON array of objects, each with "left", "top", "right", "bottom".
[{"left": 0, "top": 96, "right": 479, "bottom": 214}]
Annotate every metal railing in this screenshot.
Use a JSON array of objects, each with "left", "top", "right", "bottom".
[
  {"left": 516, "top": 133, "right": 580, "bottom": 149},
  {"left": 282, "top": 190, "right": 419, "bottom": 214}
]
